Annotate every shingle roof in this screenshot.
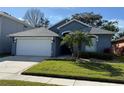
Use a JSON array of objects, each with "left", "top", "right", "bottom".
[
  {"left": 9, "top": 27, "right": 59, "bottom": 37},
  {"left": 89, "top": 27, "right": 115, "bottom": 35}
]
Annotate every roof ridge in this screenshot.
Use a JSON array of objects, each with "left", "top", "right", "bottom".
[
  {"left": 57, "top": 19, "right": 91, "bottom": 29},
  {"left": 9, "top": 27, "right": 59, "bottom": 37}
]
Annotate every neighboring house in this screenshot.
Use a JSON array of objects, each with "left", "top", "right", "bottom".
[
  {"left": 112, "top": 37, "right": 124, "bottom": 55},
  {"left": 0, "top": 12, "right": 32, "bottom": 54},
  {"left": 9, "top": 19, "right": 115, "bottom": 57}
]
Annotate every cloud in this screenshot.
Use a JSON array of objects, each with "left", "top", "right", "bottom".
[
  {"left": 109, "top": 19, "right": 124, "bottom": 29},
  {"left": 117, "top": 19, "right": 124, "bottom": 28},
  {"left": 18, "top": 17, "right": 24, "bottom": 21}
]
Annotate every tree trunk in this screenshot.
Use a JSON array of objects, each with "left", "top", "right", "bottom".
[
  {"left": 77, "top": 44, "right": 81, "bottom": 58},
  {"left": 70, "top": 46, "right": 74, "bottom": 58}
]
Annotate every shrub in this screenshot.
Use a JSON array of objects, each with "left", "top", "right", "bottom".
[
  {"left": 79, "top": 52, "right": 114, "bottom": 60},
  {"left": 118, "top": 47, "right": 124, "bottom": 55},
  {"left": 104, "top": 48, "right": 112, "bottom": 54}
]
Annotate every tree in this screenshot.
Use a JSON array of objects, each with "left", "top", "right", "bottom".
[
  {"left": 101, "top": 20, "right": 119, "bottom": 32},
  {"left": 118, "top": 32, "right": 124, "bottom": 38},
  {"left": 71, "top": 12, "right": 103, "bottom": 27},
  {"left": 73, "top": 31, "right": 93, "bottom": 58},
  {"left": 24, "top": 8, "right": 49, "bottom": 28},
  {"left": 71, "top": 12, "right": 119, "bottom": 32},
  {"left": 114, "top": 32, "right": 124, "bottom": 40},
  {"left": 61, "top": 33, "right": 74, "bottom": 55},
  {"left": 61, "top": 31, "right": 93, "bottom": 58}
]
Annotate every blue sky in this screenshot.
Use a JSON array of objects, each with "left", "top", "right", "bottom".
[{"left": 0, "top": 7, "right": 124, "bottom": 29}]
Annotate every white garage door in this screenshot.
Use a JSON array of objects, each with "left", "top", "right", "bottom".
[
  {"left": 16, "top": 39, "right": 52, "bottom": 56},
  {"left": 85, "top": 38, "right": 97, "bottom": 52}
]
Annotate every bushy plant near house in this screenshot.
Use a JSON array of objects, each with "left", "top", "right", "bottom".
[
  {"left": 61, "top": 31, "right": 93, "bottom": 58},
  {"left": 118, "top": 47, "right": 124, "bottom": 55},
  {"left": 79, "top": 52, "right": 114, "bottom": 60},
  {"left": 115, "top": 56, "right": 124, "bottom": 62},
  {"left": 103, "top": 48, "right": 112, "bottom": 54},
  {"left": 113, "top": 47, "right": 124, "bottom": 56}
]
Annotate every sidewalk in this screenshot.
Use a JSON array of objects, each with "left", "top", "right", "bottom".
[{"left": 1, "top": 73, "right": 123, "bottom": 86}]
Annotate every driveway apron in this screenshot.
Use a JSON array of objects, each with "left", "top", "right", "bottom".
[{"left": 0, "top": 56, "right": 44, "bottom": 74}]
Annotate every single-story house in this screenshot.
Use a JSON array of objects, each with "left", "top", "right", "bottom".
[{"left": 9, "top": 19, "right": 115, "bottom": 57}]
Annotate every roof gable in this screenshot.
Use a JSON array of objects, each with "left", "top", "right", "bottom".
[
  {"left": 57, "top": 19, "right": 91, "bottom": 29},
  {"left": 49, "top": 18, "right": 69, "bottom": 29},
  {"left": 49, "top": 18, "right": 115, "bottom": 35}
]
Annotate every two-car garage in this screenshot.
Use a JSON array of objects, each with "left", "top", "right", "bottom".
[
  {"left": 16, "top": 37, "right": 52, "bottom": 56},
  {"left": 9, "top": 27, "right": 59, "bottom": 57}
]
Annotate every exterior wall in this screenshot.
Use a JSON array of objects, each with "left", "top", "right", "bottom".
[
  {"left": 69, "top": 34, "right": 112, "bottom": 53},
  {"left": 0, "top": 16, "right": 32, "bottom": 54},
  {"left": 0, "top": 17, "right": 3, "bottom": 53},
  {"left": 49, "top": 19, "right": 69, "bottom": 34},
  {"left": 11, "top": 37, "right": 16, "bottom": 55},
  {"left": 85, "top": 37, "right": 97, "bottom": 52},
  {"left": 58, "top": 21, "right": 91, "bottom": 35},
  {"left": 50, "top": 20, "right": 91, "bottom": 35},
  {"left": 52, "top": 37, "right": 60, "bottom": 56},
  {"left": 96, "top": 34, "right": 113, "bottom": 52}
]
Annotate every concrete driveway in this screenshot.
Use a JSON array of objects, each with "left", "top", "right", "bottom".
[{"left": 0, "top": 56, "right": 45, "bottom": 74}]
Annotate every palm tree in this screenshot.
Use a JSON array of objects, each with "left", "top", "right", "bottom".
[
  {"left": 61, "top": 31, "right": 93, "bottom": 58},
  {"left": 61, "top": 33, "right": 74, "bottom": 56}
]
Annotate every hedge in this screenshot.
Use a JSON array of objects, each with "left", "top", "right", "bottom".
[{"left": 79, "top": 52, "right": 114, "bottom": 60}]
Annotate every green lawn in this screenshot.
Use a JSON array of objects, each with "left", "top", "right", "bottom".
[
  {"left": 23, "top": 60, "right": 124, "bottom": 84},
  {"left": 0, "top": 80, "right": 55, "bottom": 86},
  {"left": 115, "top": 56, "right": 124, "bottom": 62}
]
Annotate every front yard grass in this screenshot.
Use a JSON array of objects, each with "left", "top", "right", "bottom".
[
  {"left": 23, "top": 60, "right": 124, "bottom": 84},
  {"left": 0, "top": 80, "right": 55, "bottom": 86},
  {"left": 115, "top": 56, "right": 124, "bottom": 62}
]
